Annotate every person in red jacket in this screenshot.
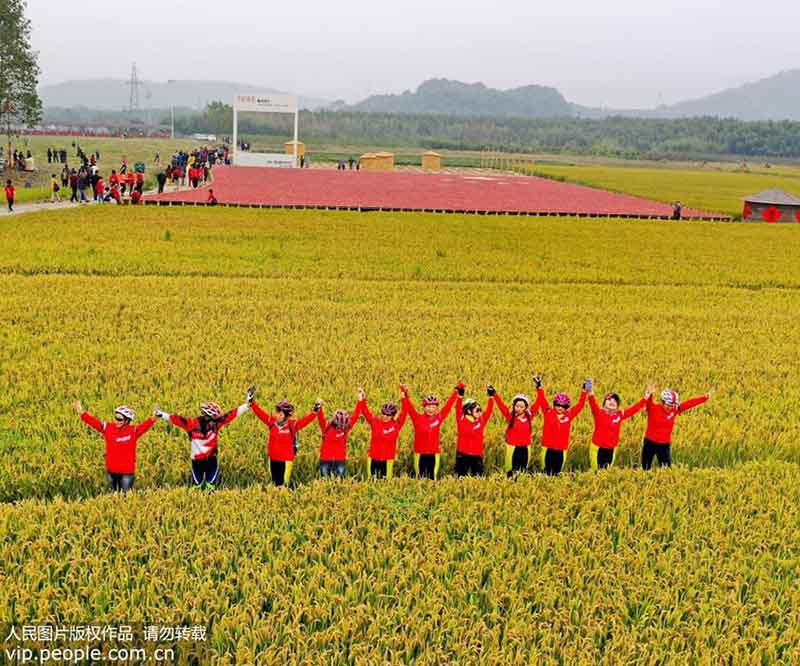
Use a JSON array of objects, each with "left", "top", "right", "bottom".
[
  {"left": 588, "top": 384, "right": 650, "bottom": 470},
  {"left": 126, "top": 170, "right": 135, "bottom": 193},
  {"left": 316, "top": 399, "right": 359, "bottom": 478},
  {"left": 454, "top": 384, "right": 495, "bottom": 476},
  {"left": 354, "top": 387, "right": 407, "bottom": 480},
  {"left": 74, "top": 400, "right": 156, "bottom": 492},
  {"left": 135, "top": 170, "right": 144, "bottom": 193},
  {"left": 401, "top": 383, "right": 460, "bottom": 479},
  {"left": 5, "top": 180, "right": 15, "bottom": 212},
  {"left": 130, "top": 189, "right": 142, "bottom": 205},
  {"left": 534, "top": 374, "right": 589, "bottom": 475},
  {"left": 95, "top": 176, "right": 105, "bottom": 204},
  {"left": 155, "top": 386, "right": 254, "bottom": 488},
  {"left": 642, "top": 386, "right": 713, "bottom": 469},
  {"left": 493, "top": 388, "right": 541, "bottom": 476},
  {"left": 251, "top": 397, "right": 317, "bottom": 486}
]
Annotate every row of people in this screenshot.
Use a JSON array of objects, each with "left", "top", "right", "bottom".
[{"left": 75, "top": 377, "right": 713, "bottom": 491}]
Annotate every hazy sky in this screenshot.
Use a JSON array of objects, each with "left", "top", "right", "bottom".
[{"left": 29, "top": 0, "right": 799, "bottom": 108}]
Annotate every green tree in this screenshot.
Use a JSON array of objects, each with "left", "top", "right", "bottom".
[{"left": 0, "top": 0, "right": 42, "bottom": 170}]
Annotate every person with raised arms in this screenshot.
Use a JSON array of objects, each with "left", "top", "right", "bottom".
[
  {"left": 453, "top": 384, "right": 495, "bottom": 477},
  {"left": 492, "top": 387, "right": 541, "bottom": 476},
  {"left": 74, "top": 400, "right": 157, "bottom": 492},
  {"left": 534, "top": 374, "right": 589, "bottom": 476},
  {"left": 251, "top": 396, "right": 317, "bottom": 486},
  {"left": 316, "top": 398, "right": 360, "bottom": 478},
  {"left": 154, "top": 386, "right": 254, "bottom": 489},
  {"left": 587, "top": 384, "right": 650, "bottom": 470},
  {"left": 401, "top": 382, "right": 461, "bottom": 480},
  {"left": 354, "top": 387, "right": 407, "bottom": 480},
  {"left": 641, "top": 386, "right": 713, "bottom": 469}
]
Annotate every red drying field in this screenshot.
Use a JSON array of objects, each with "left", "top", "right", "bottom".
[{"left": 148, "top": 167, "right": 723, "bottom": 219}]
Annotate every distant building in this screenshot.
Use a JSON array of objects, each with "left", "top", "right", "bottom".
[{"left": 742, "top": 189, "right": 800, "bottom": 223}]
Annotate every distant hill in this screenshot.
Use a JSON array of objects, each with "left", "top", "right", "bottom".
[
  {"left": 348, "top": 71, "right": 800, "bottom": 122},
  {"left": 348, "top": 78, "right": 572, "bottom": 118},
  {"left": 652, "top": 70, "right": 800, "bottom": 121},
  {"left": 38, "top": 79, "right": 330, "bottom": 111}
]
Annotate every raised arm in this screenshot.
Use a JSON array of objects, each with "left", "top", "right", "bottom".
[
  {"left": 134, "top": 414, "right": 157, "bottom": 437},
  {"left": 400, "top": 385, "right": 419, "bottom": 419},
  {"left": 347, "top": 402, "right": 362, "bottom": 432},
  {"left": 79, "top": 411, "right": 106, "bottom": 434},
  {"left": 317, "top": 404, "right": 329, "bottom": 432},
  {"left": 678, "top": 395, "right": 709, "bottom": 414},
  {"left": 569, "top": 391, "right": 588, "bottom": 419},
  {"left": 218, "top": 403, "right": 250, "bottom": 429},
  {"left": 588, "top": 393, "right": 601, "bottom": 420},
  {"left": 397, "top": 402, "right": 409, "bottom": 428},
  {"left": 155, "top": 407, "right": 193, "bottom": 432},
  {"left": 250, "top": 400, "right": 274, "bottom": 426},
  {"left": 440, "top": 386, "right": 462, "bottom": 420},
  {"left": 621, "top": 398, "right": 647, "bottom": 421},
  {"left": 296, "top": 410, "right": 317, "bottom": 430},
  {"left": 481, "top": 397, "right": 494, "bottom": 426},
  {"left": 493, "top": 392, "right": 511, "bottom": 421},
  {"left": 455, "top": 395, "right": 464, "bottom": 423},
  {"left": 535, "top": 387, "right": 550, "bottom": 413}
]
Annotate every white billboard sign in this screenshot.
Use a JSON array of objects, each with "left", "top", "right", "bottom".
[
  {"left": 232, "top": 92, "right": 301, "bottom": 167},
  {"left": 234, "top": 94, "right": 298, "bottom": 114},
  {"left": 236, "top": 153, "right": 296, "bottom": 168}
]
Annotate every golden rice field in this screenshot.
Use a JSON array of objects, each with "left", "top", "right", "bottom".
[
  {"left": 517, "top": 162, "right": 800, "bottom": 217},
  {"left": 1, "top": 204, "right": 799, "bottom": 663}
]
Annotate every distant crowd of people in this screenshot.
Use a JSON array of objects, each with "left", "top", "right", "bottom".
[{"left": 3, "top": 143, "right": 228, "bottom": 211}]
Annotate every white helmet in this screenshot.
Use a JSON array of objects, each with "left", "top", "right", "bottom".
[
  {"left": 660, "top": 389, "right": 679, "bottom": 407},
  {"left": 115, "top": 405, "right": 135, "bottom": 421},
  {"left": 200, "top": 402, "right": 223, "bottom": 419}
]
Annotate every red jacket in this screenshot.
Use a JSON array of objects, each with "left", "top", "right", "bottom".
[
  {"left": 131, "top": 190, "right": 142, "bottom": 204},
  {"left": 317, "top": 405, "right": 359, "bottom": 461},
  {"left": 136, "top": 172, "right": 144, "bottom": 184},
  {"left": 493, "top": 393, "right": 539, "bottom": 446},
  {"left": 96, "top": 179, "right": 105, "bottom": 195},
  {"left": 4, "top": 185, "right": 15, "bottom": 201},
  {"left": 455, "top": 396, "right": 494, "bottom": 456},
  {"left": 536, "top": 388, "right": 587, "bottom": 451},
  {"left": 110, "top": 173, "right": 120, "bottom": 186},
  {"left": 162, "top": 404, "right": 248, "bottom": 460},
  {"left": 357, "top": 399, "right": 408, "bottom": 461},
  {"left": 251, "top": 401, "right": 316, "bottom": 462},
  {"left": 589, "top": 395, "right": 646, "bottom": 448},
  {"left": 81, "top": 411, "right": 155, "bottom": 474},
  {"left": 126, "top": 172, "right": 135, "bottom": 185},
  {"left": 644, "top": 395, "right": 708, "bottom": 444},
  {"left": 402, "top": 390, "right": 458, "bottom": 455}
]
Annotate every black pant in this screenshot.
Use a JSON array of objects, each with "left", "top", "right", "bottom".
[
  {"left": 270, "top": 460, "right": 288, "bottom": 486},
  {"left": 191, "top": 454, "right": 220, "bottom": 487},
  {"left": 107, "top": 472, "right": 135, "bottom": 492},
  {"left": 369, "top": 459, "right": 387, "bottom": 479},
  {"left": 543, "top": 449, "right": 565, "bottom": 476},
  {"left": 642, "top": 438, "right": 671, "bottom": 470},
  {"left": 7, "top": 199, "right": 13, "bottom": 212},
  {"left": 157, "top": 181, "right": 165, "bottom": 193},
  {"left": 70, "top": 187, "right": 78, "bottom": 202},
  {"left": 596, "top": 447, "right": 615, "bottom": 469},
  {"left": 509, "top": 446, "right": 529, "bottom": 476},
  {"left": 417, "top": 454, "right": 437, "bottom": 479},
  {"left": 455, "top": 452, "right": 484, "bottom": 477}
]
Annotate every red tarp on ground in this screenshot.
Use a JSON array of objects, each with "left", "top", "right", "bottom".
[{"left": 148, "top": 166, "right": 721, "bottom": 219}]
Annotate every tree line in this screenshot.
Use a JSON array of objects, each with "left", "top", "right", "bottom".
[{"left": 169, "top": 103, "right": 800, "bottom": 160}]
